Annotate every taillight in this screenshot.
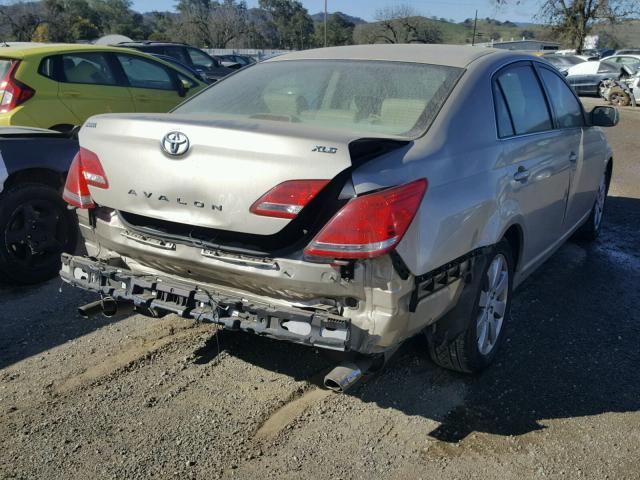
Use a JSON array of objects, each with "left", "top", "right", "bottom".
[
  {"left": 62, "top": 147, "right": 109, "bottom": 209},
  {"left": 304, "top": 179, "right": 427, "bottom": 259},
  {"left": 0, "top": 61, "right": 35, "bottom": 113},
  {"left": 250, "top": 179, "right": 330, "bottom": 219}
]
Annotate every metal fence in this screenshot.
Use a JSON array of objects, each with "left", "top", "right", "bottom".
[{"left": 204, "top": 48, "right": 291, "bottom": 60}]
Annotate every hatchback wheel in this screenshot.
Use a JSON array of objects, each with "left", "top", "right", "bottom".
[
  {"left": 0, "top": 183, "right": 77, "bottom": 285},
  {"left": 426, "top": 240, "right": 513, "bottom": 373}
]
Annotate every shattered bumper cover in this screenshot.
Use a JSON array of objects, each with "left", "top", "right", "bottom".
[{"left": 60, "top": 254, "right": 358, "bottom": 352}]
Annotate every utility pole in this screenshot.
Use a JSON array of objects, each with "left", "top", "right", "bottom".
[
  {"left": 472, "top": 9, "right": 478, "bottom": 46},
  {"left": 324, "top": 0, "right": 328, "bottom": 47}
]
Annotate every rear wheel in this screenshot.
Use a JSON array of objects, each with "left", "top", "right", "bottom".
[
  {"left": 426, "top": 240, "right": 513, "bottom": 373},
  {"left": 0, "top": 183, "right": 77, "bottom": 284}
]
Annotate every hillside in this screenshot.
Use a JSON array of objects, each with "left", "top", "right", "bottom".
[
  {"left": 352, "top": 16, "right": 550, "bottom": 45},
  {"left": 310, "top": 12, "right": 367, "bottom": 25},
  {"left": 591, "top": 20, "right": 640, "bottom": 48}
]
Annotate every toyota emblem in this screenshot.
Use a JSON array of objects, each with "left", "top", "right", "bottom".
[{"left": 161, "top": 131, "right": 190, "bottom": 156}]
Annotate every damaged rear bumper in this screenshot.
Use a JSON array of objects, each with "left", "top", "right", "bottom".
[{"left": 60, "top": 253, "right": 361, "bottom": 352}]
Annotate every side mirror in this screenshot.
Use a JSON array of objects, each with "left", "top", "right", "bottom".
[
  {"left": 591, "top": 106, "right": 619, "bottom": 127},
  {"left": 177, "top": 79, "right": 190, "bottom": 97}
]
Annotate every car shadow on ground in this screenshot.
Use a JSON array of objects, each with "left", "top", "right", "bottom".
[
  {"left": 0, "top": 279, "right": 115, "bottom": 370},
  {"left": 211, "top": 196, "right": 640, "bottom": 442}
]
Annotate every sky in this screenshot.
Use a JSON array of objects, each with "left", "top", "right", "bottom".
[{"left": 131, "top": 0, "right": 540, "bottom": 24}]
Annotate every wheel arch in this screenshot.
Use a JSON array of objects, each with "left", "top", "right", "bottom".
[
  {"left": 500, "top": 223, "right": 524, "bottom": 273},
  {"left": 3, "top": 168, "right": 65, "bottom": 193},
  {"left": 605, "top": 157, "right": 613, "bottom": 189}
]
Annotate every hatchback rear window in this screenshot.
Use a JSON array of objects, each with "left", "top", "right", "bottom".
[
  {"left": 0, "top": 60, "right": 14, "bottom": 80},
  {"left": 174, "top": 60, "right": 463, "bottom": 138}
]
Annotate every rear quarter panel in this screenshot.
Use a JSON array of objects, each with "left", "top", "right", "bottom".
[{"left": 17, "top": 55, "right": 79, "bottom": 129}]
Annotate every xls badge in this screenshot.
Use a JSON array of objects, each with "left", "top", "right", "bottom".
[{"left": 312, "top": 145, "right": 338, "bottom": 154}]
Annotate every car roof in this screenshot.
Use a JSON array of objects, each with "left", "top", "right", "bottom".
[
  {"left": 118, "top": 42, "right": 188, "bottom": 47},
  {"left": 0, "top": 43, "right": 152, "bottom": 59},
  {"left": 267, "top": 44, "right": 512, "bottom": 68},
  {"left": 606, "top": 54, "right": 640, "bottom": 58}
]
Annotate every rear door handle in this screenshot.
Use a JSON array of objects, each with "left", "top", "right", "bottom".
[
  {"left": 569, "top": 152, "right": 578, "bottom": 163},
  {"left": 63, "top": 91, "right": 81, "bottom": 97},
  {"left": 513, "top": 167, "right": 530, "bottom": 183}
]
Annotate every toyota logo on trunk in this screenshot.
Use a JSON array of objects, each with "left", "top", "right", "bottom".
[{"left": 162, "top": 131, "right": 190, "bottom": 156}]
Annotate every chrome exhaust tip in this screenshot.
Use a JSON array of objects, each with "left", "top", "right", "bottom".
[{"left": 323, "top": 362, "right": 364, "bottom": 393}]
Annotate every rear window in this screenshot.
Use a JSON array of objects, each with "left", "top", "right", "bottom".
[
  {"left": 174, "top": 60, "right": 463, "bottom": 138},
  {"left": 0, "top": 60, "right": 14, "bottom": 80}
]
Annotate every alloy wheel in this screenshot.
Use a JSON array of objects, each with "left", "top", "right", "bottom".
[
  {"left": 476, "top": 254, "right": 509, "bottom": 356},
  {"left": 593, "top": 174, "right": 607, "bottom": 231}
]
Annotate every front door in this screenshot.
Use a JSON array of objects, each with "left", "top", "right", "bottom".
[
  {"left": 537, "top": 65, "right": 602, "bottom": 231},
  {"left": 114, "top": 53, "right": 184, "bottom": 113}
]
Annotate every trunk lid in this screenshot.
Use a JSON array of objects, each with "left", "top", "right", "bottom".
[{"left": 80, "top": 113, "right": 360, "bottom": 236}]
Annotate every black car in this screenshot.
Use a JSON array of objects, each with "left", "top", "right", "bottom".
[
  {"left": 217, "top": 54, "right": 256, "bottom": 70},
  {"left": 117, "top": 42, "right": 233, "bottom": 82},
  {"left": 0, "top": 127, "right": 78, "bottom": 284},
  {"left": 151, "top": 54, "right": 211, "bottom": 83}
]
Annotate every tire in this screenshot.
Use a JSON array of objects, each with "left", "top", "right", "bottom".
[
  {"left": 425, "top": 240, "right": 514, "bottom": 373},
  {"left": 0, "top": 183, "right": 78, "bottom": 285},
  {"left": 609, "top": 88, "right": 631, "bottom": 107},
  {"left": 574, "top": 169, "right": 608, "bottom": 241}
]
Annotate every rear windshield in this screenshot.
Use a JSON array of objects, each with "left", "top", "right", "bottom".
[{"left": 174, "top": 59, "right": 463, "bottom": 138}]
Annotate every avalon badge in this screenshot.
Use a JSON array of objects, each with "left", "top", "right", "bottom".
[{"left": 161, "top": 131, "right": 190, "bottom": 156}]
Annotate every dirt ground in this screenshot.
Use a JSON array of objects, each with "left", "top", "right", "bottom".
[{"left": 1, "top": 98, "right": 639, "bottom": 480}]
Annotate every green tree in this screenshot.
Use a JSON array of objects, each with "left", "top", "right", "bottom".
[
  {"left": 315, "top": 13, "right": 354, "bottom": 47},
  {"left": 71, "top": 16, "right": 100, "bottom": 40},
  {"left": 495, "top": 0, "right": 639, "bottom": 53},
  {"left": 259, "top": 0, "right": 314, "bottom": 49},
  {"left": 354, "top": 5, "right": 442, "bottom": 45}
]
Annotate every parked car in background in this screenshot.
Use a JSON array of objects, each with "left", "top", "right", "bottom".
[
  {"left": 601, "top": 54, "right": 640, "bottom": 70},
  {"left": 615, "top": 48, "right": 640, "bottom": 55},
  {"left": 151, "top": 54, "right": 210, "bottom": 83},
  {"left": 60, "top": 45, "right": 617, "bottom": 390},
  {"left": 0, "top": 127, "right": 78, "bottom": 284},
  {"left": 600, "top": 65, "right": 640, "bottom": 106},
  {"left": 565, "top": 60, "right": 626, "bottom": 95},
  {"left": 0, "top": 44, "right": 206, "bottom": 131},
  {"left": 544, "top": 54, "right": 585, "bottom": 73},
  {"left": 217, "top": 54, "right": 256, "bottom": 70},
  {"left": 117, "top": 42, "right": 233, "bottom": 82}
]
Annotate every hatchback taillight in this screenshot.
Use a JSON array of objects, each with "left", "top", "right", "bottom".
[
  {"left": 304, "top": 179, "right": 428, "bottom": 259},
  {"left": 0, "top": 61, "right": 35, "bottom": 113},
  {"left": 250, "top": 179, "right": 330, "bottom": 219},
  {"left": 63, "top": 147, "right": 109, "bottom": 209}
]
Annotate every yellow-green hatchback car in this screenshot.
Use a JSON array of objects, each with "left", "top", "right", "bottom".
[{"left": 0, "top": 44, "right": 207, "bottom": 130}]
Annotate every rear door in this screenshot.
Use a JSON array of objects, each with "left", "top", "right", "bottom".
[
  {"left": 114, "top": 53, "right": 187, "bottom": 113},
  {"left": 57, "top": 51, "right": 134, "bottom": 123},
  {"left": 493, "top": 62, "right": 573, "bottom": 266}
]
